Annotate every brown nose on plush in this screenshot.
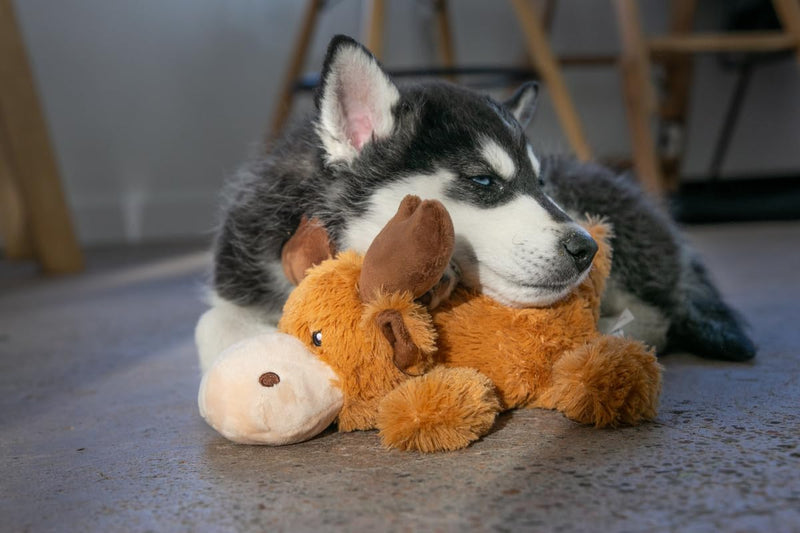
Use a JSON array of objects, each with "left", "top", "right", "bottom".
[{"left": 258, "top": 372, "right": 281, "bottom": 387}]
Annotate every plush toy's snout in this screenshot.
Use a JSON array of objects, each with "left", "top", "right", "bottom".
[{"left": 198, "top": 332, "right": 344, "bottom": 445}]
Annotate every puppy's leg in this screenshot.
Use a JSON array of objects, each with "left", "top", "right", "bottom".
[{"left": 195, "top": 295, "right": 280, "bottom": 373}]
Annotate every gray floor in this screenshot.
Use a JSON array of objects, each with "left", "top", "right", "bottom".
[{"left": 1, "top": 222, "right": 799, "bottom": 533}]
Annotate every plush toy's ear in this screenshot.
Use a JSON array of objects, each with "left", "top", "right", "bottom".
[
  {"left": 375, "top": 309, "right": 426, "bottom": 376},
  {"left": 281, "top": 216, "right": 336, "bottom": 285},
  {"left": 315, "top": 35, "right": 400, "bottom": 164},
  {"left": 503, "top": 81, "right": 539, "bottom": 128}
]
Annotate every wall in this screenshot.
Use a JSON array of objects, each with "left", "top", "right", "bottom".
[{"left": 11, "top": 0, "right": 800, "bottom": 245}]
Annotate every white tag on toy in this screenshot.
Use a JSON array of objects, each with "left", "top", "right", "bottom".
[{"left": 609, "top": 308, "right": 635, "bottom": 337}]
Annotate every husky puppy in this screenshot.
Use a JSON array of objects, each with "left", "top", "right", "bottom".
[{"left": 196, "top": 35, "right": 754, "bottom": 371}]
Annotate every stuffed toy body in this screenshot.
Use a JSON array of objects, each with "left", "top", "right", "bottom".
[
  {"left": 431, "top": 222, "right": 663, "bottom": 428},
  {"left": 199, "top": 196, "right": 662, "bottom": 452}
]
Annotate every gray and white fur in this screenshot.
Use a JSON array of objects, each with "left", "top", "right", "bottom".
[{"left": 199, "top": 35, "right": 754, "bottom": 371}]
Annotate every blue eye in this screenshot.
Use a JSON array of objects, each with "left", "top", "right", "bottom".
[{"left": 470, "top": 175, "right": 493, "bottom": 187}]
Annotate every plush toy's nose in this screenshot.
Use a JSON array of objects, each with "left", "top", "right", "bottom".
[
  {"left": 562, "top": 229, "right": 598, "bottom": 273},
  {"left": 198, "top": 332, "right": 343, "bottom": 445},
  {"left": 259, "top": 372, "right": 280, "bottom": 387}
]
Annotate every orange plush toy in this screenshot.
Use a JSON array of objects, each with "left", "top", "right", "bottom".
[
  {"left": 199, "top": 195, "right": 662, "bottom": 452},
  {"left": 199, "top": 196, "right": 501, "bottom": 452}
]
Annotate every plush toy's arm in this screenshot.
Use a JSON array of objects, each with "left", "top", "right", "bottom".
[
  {"left": 376, "top": 367, "right": 500, "bottom": 452},
  {"left": 575, "top": 218, "right": 614, "bottom": 317}
]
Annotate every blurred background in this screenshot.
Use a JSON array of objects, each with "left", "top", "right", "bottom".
[{"left": 1, "top": 0, "right": 799, "bottom": 263}]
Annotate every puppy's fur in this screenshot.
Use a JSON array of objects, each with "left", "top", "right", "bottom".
[{"left": 199, "top": 35, "right": 754, "bottom": 371}]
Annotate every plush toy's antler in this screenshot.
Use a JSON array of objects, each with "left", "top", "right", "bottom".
[{"left": 359, "top": 195, "right": 455, "bottom": 302}]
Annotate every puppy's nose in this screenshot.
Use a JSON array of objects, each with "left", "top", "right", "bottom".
[{"left": 562, "top": 231, "right": 598, "bottom": 272}]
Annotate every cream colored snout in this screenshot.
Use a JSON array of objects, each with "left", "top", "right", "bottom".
[{"left": 198, "top": 332, "right": 343, "bottom": 445}]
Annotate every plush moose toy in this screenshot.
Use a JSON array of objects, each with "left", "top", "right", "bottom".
[
  {"left": 199, "top": 195, "right": 663, "bottom": 452},
  {"left": 199, "top": 196, "right": 501, "bottom": 451}
]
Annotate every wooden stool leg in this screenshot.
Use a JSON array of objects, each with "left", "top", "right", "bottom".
[
  {"left": 0, "top": 121, "right": 33, "bottom": 260},
  {"left": 772, "top": 0, "right": 800, "bottom": 64},
  {"left": 509, "top": 0, "right": 592, "bottom": 161},
  {"left": 613, "top": 0, "right": 664, "bottom": 196},
  {"left": 658, "top": 0, "right": 697, "bottom": 192},
  {"left": 434, "top": 0, "right": 456, "bottom": 80},
  {"left": 268, "top": 0, "right": 324, "bottom": 140},
  {"left": 362, "top": 0, "right": 386, "bottom": 60},
  {"left": 0, "top": 0, "right": 83, "bottom": 274}
]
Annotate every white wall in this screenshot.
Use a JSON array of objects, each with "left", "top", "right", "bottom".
[{"left": 11, "top": 0, "right": 800, "bottom": 245}]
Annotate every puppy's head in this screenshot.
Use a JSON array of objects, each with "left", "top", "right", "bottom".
[{"left": 315, "top": 35, "right": 596, "bottom": 307}]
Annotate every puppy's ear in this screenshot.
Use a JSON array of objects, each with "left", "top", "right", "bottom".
[
  {"left": 503, "top": 81, "right": 539, "bottom": 128},
  {"left": 315, "top": 35, "right": 399, "bottom": 164}
]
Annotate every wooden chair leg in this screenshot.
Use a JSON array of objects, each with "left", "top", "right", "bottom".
[
  {"left": 0, "top": 121, "right": 33, "bottom": 260},
  {"left": 509, "top": 0, "right": 592, "bottom": 161},
  {"left": 619, "top": 62, "right": 665, "bottom": 197},
  {"left": 772, "top": 0, "right": 800, "bottom": 64},
  {"left": 362, "top": 0, "right": 386, "bottom": 60},
  {"left": 0, "top": 0, "right": 83, "bottom": 274},
  {"left": 658, "top": 0, "right": 697, "bottom": 192},
  {"left": 268, "top": 0, "right": 324, "bottom": 140},
  {"left": 613, "top": 0, "right": 664, "bottom": 196},
  {"left": 434, "top": 0, "right": 456, "bottom": 80}
]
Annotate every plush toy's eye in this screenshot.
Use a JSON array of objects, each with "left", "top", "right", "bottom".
[
  {"left": 538, "top": 176, "right": 545, "bottom": 187},
  {"left": 311, "top": 330, "right": 323, "bottom": 347}
]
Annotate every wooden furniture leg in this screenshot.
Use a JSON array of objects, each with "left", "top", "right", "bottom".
[
  {"left": 772, "top": 0, "right": 800, "bottom": 64},
  {"left": 613, "top": 0, "right": 664, "bottom": 196},
  {"left": 658, "top": 0, "right": 697, "bottom": 192},
  {"left": 0, "top": 121, "right": 33, "bottom": 260},
  {"left": 0, "top": 0, "right": 83, "bottom": 273},
  {"left": 509, "top": 0, "right": 592, "bottom": 161},
  {"left": 268, "top": 0, "right": 324, "bottom": 140},
  {"left": 434, "top": 0, "right": 456, "bottom": 79},
  {"left": 362, "top": 0, "right": 386, "bottom": 60}
]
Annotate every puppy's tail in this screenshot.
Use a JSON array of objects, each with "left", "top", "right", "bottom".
[{"left": 667, "top": 254, "right": 756, "bottom": 361}]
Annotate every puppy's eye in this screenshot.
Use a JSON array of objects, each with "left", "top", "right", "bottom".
[
  {"left": 470, "top": 175, "right": 494, "bottom": 187},
  {"left": 538, "top": 176, "right": 545, "bottom": 187},
  {"left": 311, "top": 330, "right": 323, "bottom": 347}
]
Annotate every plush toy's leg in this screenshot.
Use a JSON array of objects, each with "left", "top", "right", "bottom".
[
  {"left": 536, "top": 336, "right": 662, "bottom": 427},
  {"left": 195, "top": 295, "right": 281, "bottom": 373},
  {"left": 377, "top": 367, "right": 500, "bottom": 452}
]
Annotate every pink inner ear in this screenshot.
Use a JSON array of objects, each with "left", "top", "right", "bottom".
[
  {"left": 337, "top": 66, "right": 381, "bottom": 151},
  {"left": 346, "top": 111, "right": 374, "bottom": 150}
]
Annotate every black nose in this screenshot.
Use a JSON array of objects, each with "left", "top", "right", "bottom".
[{"left": 562, "top": 231, "right": 598, "bottom": 272}]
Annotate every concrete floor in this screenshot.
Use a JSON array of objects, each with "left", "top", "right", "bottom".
[{"left": 1, "top": 222, "right": 799, "bottom": 532}]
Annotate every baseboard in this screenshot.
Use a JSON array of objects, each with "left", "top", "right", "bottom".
[{"left": 670, "top": 175, "right": 800, "bottom": 224}]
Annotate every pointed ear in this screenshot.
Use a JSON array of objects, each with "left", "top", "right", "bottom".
[
  {"left": 315, "top": 35, "right": 400, "bottom": 164},
  {"left": 281, "top": 216, "right": 336, "bottom": 285},
  {"left": 503, "top": 81, "right": 539, "bottom": 128},
  {"left": 375, "top": 309, "right": 426, "bottom": 376}
]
